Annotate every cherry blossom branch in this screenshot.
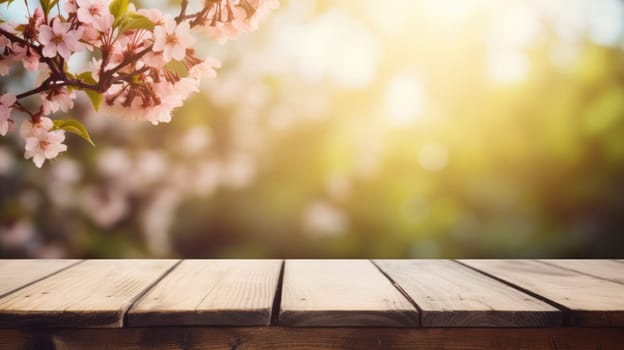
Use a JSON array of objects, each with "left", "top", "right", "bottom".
[
  {"left": 0, "top": 27, "right": 29, "bottom": 46},
  {"left": 175, "top": 0, "right": 189, "bottom": 23},
  {"left": 0, "top": 0, "right": 279, "bottom": 168},
  {"left": 16, "top": 78, "right": 55, "bottom": 100},
  {"left": 12, "top": 101, "right": 36, "bottom": 119}
]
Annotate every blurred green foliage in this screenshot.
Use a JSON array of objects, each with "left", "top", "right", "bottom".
[{"left": 1, "top": 0, "right": 623, "bottom": 258}]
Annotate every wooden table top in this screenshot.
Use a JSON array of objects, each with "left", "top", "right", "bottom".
[{"left": 0, "top": 259, "right": 622, "bottom": 329}]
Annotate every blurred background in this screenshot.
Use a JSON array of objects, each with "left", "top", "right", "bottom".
[{"left": 1, "top": 0, "right": 624, "bottom": 258}]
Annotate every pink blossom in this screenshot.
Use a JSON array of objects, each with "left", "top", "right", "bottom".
[
  {"left": 189, "top": 56, "right": 221, "bottom": 80},
  {"left": 107, "top": 42, "right": 127, "bottom": 67},
  {"left": 11, "top": 43, "right": 40, "bottom": 71},
  {"left": 31, "top": 8, "right": 45, "bottom": 27},
  {"left": 102, "top": 77, "right": 199, "bottom": 125},
  {"left": 0, "top": 93, "right": 16, "bottom": 136},
  {"left": 80, "top": 24, "right": 101, "bottom": 44},
  {"left": 143, "top": 51, "right": 167, "bottom": 68},
  {"left": 76, "top": 0, "right": 106, "bottom": 23},
  {"left": 21, "top": 117, "right": 67, "bottom": 168},
  {"left": 39, "top": 20, "right": 83, "bottom": 60},
  {"left": 20, "top": 115, "right": 53, "bottom": 139},
  {"left": 77, "top": 0, "right": 114, "bottom": 32},
  {"left": 251, "top": 0, "right": 280, "bottom": 25},
  {"left": 138, "top": 8, "right": 164, "bottom": 25},
  {"left": 204, "top": 21, "right": 242, "bottom": 44},
  {"left": 152, "top": 16, "right": 195, "bottom": 61},
  {"left": 93, "top": 13, "right": 114, "bottom": 33},
  {"left": 202, "top": 0, "right": 278, "bottom": 44},
  {"left": 0, "top": 24, "right": 17, "bottom": 75},
  {"left": 233, "top": 0, "right": 279, "bottom": 35},
  {"left": 0, "top": 0, "right": 278, "bottom": 168},
  {"left": 41, "top": 87, "right": 75, "bottom": 115},
  {"left": 63, "top": 0, "right": 78, "bottom": 14}
]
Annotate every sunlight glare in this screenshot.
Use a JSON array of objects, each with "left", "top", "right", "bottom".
[
  {"left": 487, "top": 50, "right": 529, "bottom": 85},
  {"left": 384, "top": 74, "right": 425, "bottom": 127}
]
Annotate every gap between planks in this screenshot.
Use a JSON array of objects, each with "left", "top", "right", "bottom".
[
  {"left": 269, "top": 260, "right": 285, "bottom": 326},
  {"left": 127, "top": 260, "right": 283, "bottom": 326},
  {"left": 122, "top": 259, "right": 183, "bottom": 327},
  {"left": 370, "top": 259, "right": 424, "bottom": 326},
  {"left": 2, "top": 259, "right": 622, "bottom": 329},
  {"left": 457, "top": 260, "right": 624, "bottom": 327},
  {"left": 536, "top": 260, "right": 624, "bottom": 285},
  {"left": 375, "top": 260, "right": 561, "bottom": 327},
  {"left": 0, "top": 260, "right": 181, "bottom": 328},
  {"left": 278, "top": 260, "right": 419, "bottom": 327},
  {"left": 0, "top": 260, "right": 84, "bottom": 298},
  {"left": 453, "top": 259, "right": 572, "bottom": 323}
]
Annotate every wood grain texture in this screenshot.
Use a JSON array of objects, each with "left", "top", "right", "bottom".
[
  {"left": 538, "top": 260, "right": 624, "bottom": 284},
  {"left": 0, "top": 260, "right": 80, "bottom": 298},
  {"left": 0, "top": 259, "right": 178, "bottom": 328},
  {"left": 128, "top": 259, "right": 282, "bottom": 326},
  {"left": 460, "top": 259, "right": 624, "bottom": 326},
  {"left": 279, "top": 260, "right": 419, "bottom": 327},
  {"left": 2, "top": 327, "right": 624, "bottom": 350},
  {"left": 375, "top": 260, "right": 562, "bottom": 327}
]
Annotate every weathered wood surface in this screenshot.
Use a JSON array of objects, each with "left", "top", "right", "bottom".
[
  {"left": 1, "top": 259, "right": 624, "bottom": 330},
  {"left": 2, "top": 327, "right": 624, "bottom": 350},
  {"left": 279, "top": 260, "right": 419, "bottom": 327},
  {"left": 538, "top": 259, "right": 624, "bottom": 284},
  {"left": 0, "top": 259, "right": 178, "bottom": 328},
  {"left": 128, "top": 259, "right": 282, "bottom": 326},
  {"left": 460, "top": 259, "right": 624, "bottom": 326},
  {"left": 0, "top": 260, "right": 80, "bottom": 298},
  {"left": 375, "top": 260, "right": 562, "bottom": 327}
]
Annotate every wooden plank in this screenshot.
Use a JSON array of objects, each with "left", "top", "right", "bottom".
[
  {"left": 538, "top": 260, "right": 624, "bottom": 284},
  {"left": 279, "top": 260, "right": 419, "bottom": 327},
  {"left": 2, "top": 327, "right": 624, "bottom": 350},
  {"left": 375, "top": 260, "right": 562, "bottom": 327},
  {"left": 0, "top": 259, "right": 178, "bottom": 328},
  {"left": 460, "top": 259, "right": 624, "bottom": 326},
  {"left": 128, "top": 259, "right": 282, "bottom": 326},
  {"left": 0, "top": 260, "right": 80, "bottom": 298}
]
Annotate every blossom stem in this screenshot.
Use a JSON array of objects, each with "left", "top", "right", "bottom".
[
  {"left": 116, "top": 67, "right": 150, "bottom": 83},
  {"left": 0, "top": 26, "right": 64, "bottom": 80},
  {"left": 175, "top": 0, "right": 189, "bottom": 23},
  {"left": 0, "top": 27, "right": 30, "bottom": 47},
  {"left": 105, "top": 46, "right": 152, "bottom": 80},
  {"left": 12, "top": 100, "right": 37, "bottom": 122}
]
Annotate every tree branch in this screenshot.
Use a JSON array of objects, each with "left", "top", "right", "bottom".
[{"left": 175, "top": 0, "right": 189, "bottom": 23}]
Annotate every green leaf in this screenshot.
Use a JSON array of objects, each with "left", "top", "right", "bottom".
[
  {"left": 77, "top": 72, "right": 94, "bottom": 81},
  {"left": 165, "top": 60, "right": 190, "bottom": 78},
  {"left": 40, "top": 0, "right": 51, "bottom": 14},
  {"left": 109, "top": 0, "right": 129, "bottom": 19},
  {"left": 85, "top": 90, "right": 103, "bottom": 112},
  {"left": 120, "top": 13, "right": 155, "bottom": 32},
  {"left": 39, "top": 0, "right": 59, "bottom": 15},
  {"left": 51, "top": 119, "right": 96, "bottom": 147},
  {"left": 77, "top": 72, "right": 103, "bottom": 111},
  {"left": 50, "top": 0, "right": 60, "bottom": 11}
]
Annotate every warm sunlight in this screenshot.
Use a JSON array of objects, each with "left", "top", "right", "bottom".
[{"left": 1, "top": 0, "right": 623, "bottom": 259}]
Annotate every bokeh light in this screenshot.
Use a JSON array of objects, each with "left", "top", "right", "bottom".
[{"left": 1, "top": 0, "right": 624, "bottom": 258}]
